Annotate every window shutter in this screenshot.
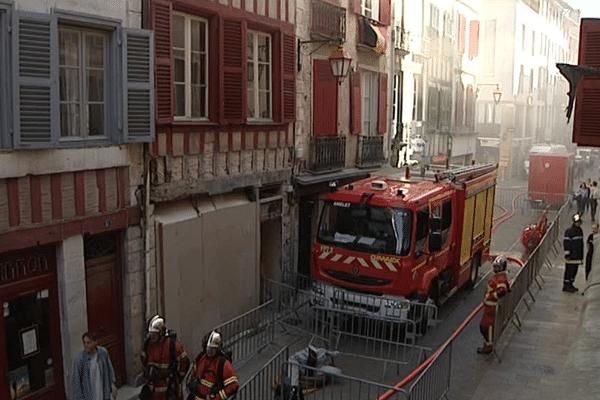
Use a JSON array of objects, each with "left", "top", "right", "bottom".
[
  {"left": 221, "top": 18, "right": 245, "bottom": 124},
  {"left": 282, "top": 34, "right": 296, "bottom": 123},
  {"left": 378, "top": 73, "right": 388, "bottom": 134},
  {"left": 353, "top": 0, "right": 361, "bottom": 15},
  {"left": 469, "top": 20, "right": 480, "bottom": 59},
  {"left": 122, "top": 28, "right": 155, "bottom": 143},
  {"left": 150, "top": 0, "right": 173, "bottom": 123},
  {"left": 12, "top": 12, "right": 58, "bottom": 148},
  {"left": 573, "top": 19, "right": 600, "bottom": 146},
  {"left": 351, "top": 68, "right": 362, "bottom": 134},
  {"left": 458, "top": 14, "right": 466, "bottom": 54},
  {"left": 378, "top": 0, "right": 391, "bottom": 26}
]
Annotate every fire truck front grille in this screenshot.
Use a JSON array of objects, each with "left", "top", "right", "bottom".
[{"left": 325, "top": 270, "right": 391, "bottom": 286}]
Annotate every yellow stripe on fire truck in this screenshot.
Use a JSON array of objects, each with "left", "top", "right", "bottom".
[{"left": 319, "top": 252, "right": 399, "bottom": 271}]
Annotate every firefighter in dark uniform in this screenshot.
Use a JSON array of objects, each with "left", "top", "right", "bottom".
[
  {"left": 188, "top": 331, "right": 239, "bottom": 400},
  {"left": 477, "top": 256, "right": 510, "bottom": 355},
  {"left": 563, "top": 213, "right": 584, "bottom": 292},
  {"left": 140, "top": 315, "right": 190, "bottom": 400}
]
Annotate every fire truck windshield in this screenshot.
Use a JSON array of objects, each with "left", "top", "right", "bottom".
[{"left": 317, "top": 202, "right": 412, "bottom": 256}]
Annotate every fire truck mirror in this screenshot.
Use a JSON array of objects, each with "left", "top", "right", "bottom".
[
  {"left": 429, "top": 232, "right": 442, "bottom": 252},
  {"left": 430, "top": 216, "right": 443, "bottom": 231}
]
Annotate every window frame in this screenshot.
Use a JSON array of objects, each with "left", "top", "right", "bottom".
[
  {"left": 362, "top": 70, "right": 378, "bottom": 135},
  {"left": 54, "top": 9, "right": 121, "bottom": 146},
  {"left": 247, "top": 29, "right": 273, "bottom": 122},
  {"left": 10, "top": 8, "right": 153, "bottom": 149},
  {"left": 58, "top": 26, "right": 110, "bottom": 141},
  {"left": 361, "top": 0, "right": 379, "bottom": 21},
  {"left": 172, "top": 12, "right": 209, "bottom": 121}
]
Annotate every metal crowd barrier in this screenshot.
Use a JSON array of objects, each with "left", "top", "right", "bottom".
[
  {"left": 236, "top": 346, "right": 290, "bottom": 400},
  {"left": 376, "top": 201, "right": 570, "bottom": 400},
  {"left": 275, "top": 272, "right": 438, "bottom": 337},
  {"left": 494, "top": 202, "right": 570, "bottom": 343},
  {"left": 210, "top": 299, "right": 276, "bottom": 368},
  {"left": 286, "top": 359, "right": 409, "bottom": 400},
  {"left": 495, "top": 186, "right": 528, "bottom": 212},
  {"left": 263, "top": 278, "right": 432, "bottom": 356}
]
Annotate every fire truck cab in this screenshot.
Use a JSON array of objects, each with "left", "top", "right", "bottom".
[{"left": 311, "top": 163, "right": 497, "bottom": 310}]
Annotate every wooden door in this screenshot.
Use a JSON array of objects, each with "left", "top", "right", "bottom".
[
  {"left": 313, "top": 59, "right": 338, "bottom": 137},
  {"left": 84, "top": 233, "right": 126, "bottom": 386}
]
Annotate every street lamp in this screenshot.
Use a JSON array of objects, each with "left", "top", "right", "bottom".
[
  {"left": 328, "top": 45, "right": 352, "bottom": 85},
  {"left": 492, "top": 85, "right": 502, "bottom": 105}
]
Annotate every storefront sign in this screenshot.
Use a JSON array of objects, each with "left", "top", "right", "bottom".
[{"left": 0, "top": 247, "right": 54, "bottom": 285}]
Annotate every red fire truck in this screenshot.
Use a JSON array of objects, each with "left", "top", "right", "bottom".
[
  {"left": 311, "top": 163, "right": 497, "bottom": 313},
  {"left": 527, "top": 153, "right": 575, "bottom": 208}
]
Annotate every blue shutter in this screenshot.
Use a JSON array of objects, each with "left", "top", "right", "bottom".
[
  {"left": 12, "top": 11, "right": 58, "bottom": 148},
  {"left": 122, "top": 28, "right": 154, "bottom": 143}
]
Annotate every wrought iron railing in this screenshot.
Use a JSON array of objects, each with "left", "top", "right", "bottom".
[
  {"left": 308, "top": 136, "right": 345, "bottom": 172},
  {"left": 311, "top": 0, "right": 346, "bottom": 41},
  {"left": 356, "top": 135, "right": 384, "bottom": 167}
]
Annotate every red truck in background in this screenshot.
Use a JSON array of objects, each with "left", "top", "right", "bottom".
[
  {"left": 527, "top": 153, "right": 575, "bottom": 208},
  {"left": 311, "top": 163, "right": 497, "bottom": 317}
]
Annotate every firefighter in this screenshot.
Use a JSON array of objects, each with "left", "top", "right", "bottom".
[
  {"left": 187, "top": 331, "right": 239, "bottom": 400},
  {"left": 477, "top": 256, "right": 510, "bottom": 355},
  {"left": 140, "top": 315, "right": 190, "bottom": 400},
  {"left": 563, "top": 213, "right": 584, "bottom": 293}
]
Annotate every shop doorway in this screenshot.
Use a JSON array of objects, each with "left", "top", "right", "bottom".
[
  {"left": 0, "top": 246, "right": 65, "bottom": 400},
  {"left": 84, "top": 232, "right": 126, "bottom": 386}
]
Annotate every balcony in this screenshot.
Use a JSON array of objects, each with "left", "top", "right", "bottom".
[
  {"left": 308, "top": 136, "right": 346, "bottom": 173},
  {"left": 356, "top": 135, "right": 384, "bottom": 168},
  {"left": 311, "top": 0, "right": 346, "bottom": 42}
]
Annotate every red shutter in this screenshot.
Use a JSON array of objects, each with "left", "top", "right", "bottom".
[
  {"left": 353, "top": 0, "right": 361, "bottom": 14},
  {"left": 573, "top": 19, "right": 600, "bottom": 146},
  {"left": 378, "top": 73, "right": 388, "bottom": 134},
  {"left": 221, "top": 19, "right": 245, "bottom": 124},
  {"left": 282, "top": 34, "right": 296, "bottom": 123},
  {"left": 313, "top": 60, "right": 338, "bottom": 137},
  {"left": 379, "top": 0, "right": 391, "bottom": 26},
  {"left": 469, "top": 20, "right": 480, "bottom": 59},
  {"left": 150, "top": 0, "right": 173, "bottom": 123},
  {"left": 458, "top": 14, "right": 466, "bottom": 54},
  {"left": 351, "top": 68, "right": 362, "bottom": 134}
]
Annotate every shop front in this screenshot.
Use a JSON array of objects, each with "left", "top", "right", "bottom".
[{"left": 0, "top": 245, "right": 64, "bottom": 400}]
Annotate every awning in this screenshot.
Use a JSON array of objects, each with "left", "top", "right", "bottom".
[{"left": 362, "top": 19, "right": 386, "bottom": 55}]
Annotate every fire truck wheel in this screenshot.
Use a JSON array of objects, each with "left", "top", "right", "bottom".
[{"left": 466, "top": 254, "right": 481, "bottom": 289}]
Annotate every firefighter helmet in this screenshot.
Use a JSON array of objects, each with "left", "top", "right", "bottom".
[
  {"left": 492, "top": 256, "right": 508, "bottom": 272},
  {"left": 573, "top": 213, "right": 581, "bottom": 223},
  {"left": 206, "top": 331, "right": 222, "bottom": 349},
  {"left": 148, "top": 315, "right": 165, "bottom": 333}
]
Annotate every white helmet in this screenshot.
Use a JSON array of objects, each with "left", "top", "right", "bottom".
[
  {"left": 493, "top": 256, "right": 507, "bottom": 272},
  {"left": 206, "top": 331, "right": 222, "bottom": 349},
  {"left": 148, "top": 315, "right": 164, "bottom": 333}
]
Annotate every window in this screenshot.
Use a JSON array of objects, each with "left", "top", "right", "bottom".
[
  {"left": 361, "top": 0, "right": 379, "bottom": 20},
  {"left": 482, "top": 20, "right": 496, "bottom": 73},
  {"left": 430, "top": 5, "right": 439, "bottom": 35},
  {"left": 59, "top": 28, "right": 108, "bottom": 138},
  {"left": 11, "top": 10, "right": 153, "bottom": 149},
  {"left": 522, "top": 24, "right": 526, "bottom": 51},
  {"left": 247, "top": 31, "right": 272, "bottom": 121},
  {"left": 412, "top": 74, "right": 423, "bottom": 122},
  {"left": 173, "top": 13, "right": 208, "bottom": 119},
  {"left": 362, "top": 71, "right": 378, "bottom": 135},
  {"left": 531, "top": 31, "right": 535, "bottom": 55}
]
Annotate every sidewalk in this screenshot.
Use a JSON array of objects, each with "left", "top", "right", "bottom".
[{"left": 448, "top": 219, "right": 600, "bottom": 400}]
